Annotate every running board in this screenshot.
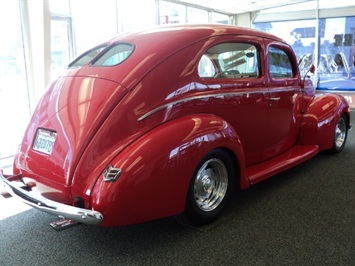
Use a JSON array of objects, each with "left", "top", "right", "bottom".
[{"left": 246, "top": 145, "right": 319, "bottom": 185}]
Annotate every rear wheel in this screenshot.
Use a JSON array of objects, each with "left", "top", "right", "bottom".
[
  {"left": 330, "top": 114, "right": 348, "bottom": 154},
  {"left": 185, "top": 149, "right": 234, "bottom": 225}
]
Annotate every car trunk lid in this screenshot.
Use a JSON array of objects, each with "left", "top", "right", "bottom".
[{"left": 15, "top": 75, "right": 127, "bottom": 203}]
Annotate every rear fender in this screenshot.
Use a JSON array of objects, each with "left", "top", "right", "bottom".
[
  {"left": 299, "top": 93, "right": 350, "bottom": 150},
  {"left": 90, "top": 114, "right": 245, "bottom": 227}
]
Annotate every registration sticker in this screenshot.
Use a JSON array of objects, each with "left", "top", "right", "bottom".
[{"left": 33, "top": 129, "right": 57, "bottom": 155}]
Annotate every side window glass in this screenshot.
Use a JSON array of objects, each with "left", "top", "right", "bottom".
[
  {"left": 198, "top": 43, "right": 259, "bottom": 79},
  {"left": 268, "top": 47, "right": 294, "bottom": 78},
  {"left": 198, "top": 55, "right": 216, "bottom": 77}
]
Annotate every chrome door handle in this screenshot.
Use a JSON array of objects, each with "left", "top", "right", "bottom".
[{"left": 269, "top": 97, "right": 280, "bottom": 101}]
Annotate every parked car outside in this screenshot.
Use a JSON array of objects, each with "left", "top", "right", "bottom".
[{"left": 1, "top": 24, "right": 351, "bottom": 229}]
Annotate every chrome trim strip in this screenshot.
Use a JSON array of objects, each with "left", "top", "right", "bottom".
[
  {"left": 138, "top": 90, "right": 254, "bottom": 121},
  {"left": 0, "top": 172, "right": 103, "bottom": 225},
  {"left": 138, "top": 88, "right": 299, "bottom": 121}
]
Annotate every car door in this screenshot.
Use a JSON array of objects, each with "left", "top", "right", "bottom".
[
  {"left": 198, "top": 39, "right": 269, "bottom": 166},
  {"left": 259, "top": 42, "right": 303, "bottom": 161}
]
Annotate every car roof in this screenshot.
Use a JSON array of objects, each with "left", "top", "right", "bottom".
[
  {"left": 109, "top": 24, "right": 285, "bottom": 45},
  {"left": 66, "top": 24, "right": 287, "bottom": 88}
]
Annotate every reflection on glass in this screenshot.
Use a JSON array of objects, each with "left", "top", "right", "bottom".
[
  {"left": 268, "top": 47, "right": 294, "bottom": 78},
  {"left": 199, "top": 43, "right": 259, "bottom": 79}
]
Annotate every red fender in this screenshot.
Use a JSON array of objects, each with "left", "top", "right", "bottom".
[
  {"left": 299, "top": 93, "right": 350, "bottom": 150},
  {"left": 90, "top": 114, "right": 245, "bottom": 226}
]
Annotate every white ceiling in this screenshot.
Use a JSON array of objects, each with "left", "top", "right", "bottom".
[{"left": 170, "top": 0, "right": 355, "bottom": 15}]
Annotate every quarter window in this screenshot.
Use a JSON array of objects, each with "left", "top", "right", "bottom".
[
  {"left": 198, "top": 55, "right": 216, "bottom": 77},
  {"left": 268, "top": 47, "right": 294, "bottom": 78},
  {"left": 198, "top": 43, "right": 259, "bottom": 79}
]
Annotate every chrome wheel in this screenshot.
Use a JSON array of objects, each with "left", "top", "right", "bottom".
[
  {"left": 194, "top": 158, "right": 228, "bottom": 212},
  {"left": 330, "top": 114, "right": 348, "bottom": 154},
  {"left": 185, "top": 149, "right": 234, "bottom": 225},
  {"left": 334, "top": 116, "right": 347, "bottom": 149}
]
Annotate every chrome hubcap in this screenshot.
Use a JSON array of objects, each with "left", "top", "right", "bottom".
[
  {"left": 335, "top": 117, "right": 347, "bottom": 148},
  {"left": 194, "top": 158, "right": 228, "bottom": 212}
]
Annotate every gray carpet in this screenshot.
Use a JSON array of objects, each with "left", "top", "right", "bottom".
[{"left": 1, "top": 111, "right": 354, "bottom": 266}]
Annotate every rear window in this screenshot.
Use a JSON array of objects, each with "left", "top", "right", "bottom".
[
  {"left": 91, "top": 43, "right": 134, "bottom": 66},
  {"left": 68, "top": 44, "right": 108, "bottom": 68}
]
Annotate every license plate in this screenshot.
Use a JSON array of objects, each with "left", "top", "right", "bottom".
[{"left": 33, "top": 129, "right": 57, "bottom": 155}]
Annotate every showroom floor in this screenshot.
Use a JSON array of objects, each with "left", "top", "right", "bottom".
[{"left": 1, "top": 111, "right": 354, "bottom": 266}]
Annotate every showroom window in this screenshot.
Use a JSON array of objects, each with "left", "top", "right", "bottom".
[
  {"left": 253, "top": 19, "right": 317, "bottom": 75},
  {"left": 49, "top": 0, "right": 73, "bottom": 79},
  {"left": 55, "top": 0, "right": 118, "bottom": 60},
  {"left": 187, "top": 7, "right": 208, "bottom": 23},
  {"left": 198, "top": 43, "right": 259, "bottom": 78},
  {"left": 49, "top": 0, "right": 70, "bottom": 13},
  {"left": 51, "top": 0, "right": 156, "bottom": 66},
  {"left": 253, "top": 16, "right": 355, "bottom": 92},
  {"left": 317, "top": 17, "right": 355, "bottom": 89},
  {"left": 212, "top": 12, "right": 230, "bottom": 24},
  {"left": 159, "top": 1, "right": 186, "bottom": 24},
  {"left": 0, "top": 0, "right": 31, "bottom": 166},
  {"left": 159, "top": 0, "right": 230, "bottom": 25},
  {"left": 50, "top": 17, "right": 74, "bottom": 80},
  {"left": 116, "top": 0, "right": 156, "bottom": 35}
]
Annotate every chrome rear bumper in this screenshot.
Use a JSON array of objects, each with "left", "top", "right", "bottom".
[{"left": 0, "top": 171, "right": 103, "bottom": 225}]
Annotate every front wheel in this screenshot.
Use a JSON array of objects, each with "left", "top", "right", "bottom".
[
  {"left": 184, "top": 149, "right": 235, "bottom": 225},
  {"left": 329, "top": 114, "right": 349, "bottom": 154}
]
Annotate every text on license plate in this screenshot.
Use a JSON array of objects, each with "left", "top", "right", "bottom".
[{"left": 33, "top": 129, "right": 57, "bottom": 155}]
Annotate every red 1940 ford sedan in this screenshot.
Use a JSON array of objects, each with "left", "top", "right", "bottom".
[{"left": 1, "top": 25, "right": 351, "bottom": 229}]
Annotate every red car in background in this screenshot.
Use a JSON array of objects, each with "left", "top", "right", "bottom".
[{"left": 1, "top": 25, "right": 351, "bottom": 229}]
